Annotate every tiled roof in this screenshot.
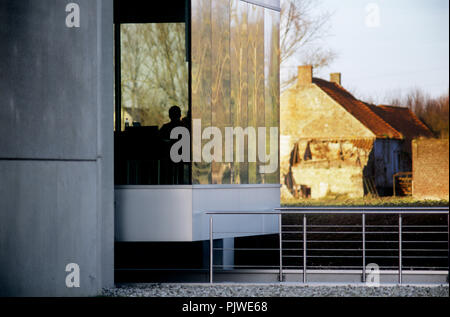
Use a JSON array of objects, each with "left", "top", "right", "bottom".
[
  {"left": 312, "top": 78, "right": 403, "bottom": 139},
  {"left": 368, "top": 105, "right": 434, "bottom": 140}
]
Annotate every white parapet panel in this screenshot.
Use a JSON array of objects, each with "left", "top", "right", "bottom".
[
  {"left": 192, "top": 184, "right": 281, "bottom": 241},
  {"left": 115, "top": 185, "right": 194, "bottom": 242},
  {"left": 115, "top": 184, "right": 281, "bottom": 242}
]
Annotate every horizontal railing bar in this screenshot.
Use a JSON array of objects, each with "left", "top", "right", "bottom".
[
  {"left": 208, "top": 211, "right": 449, "bottom": 215},
  {"left": 366, "top": 255, "right": 398, "bottom": 259},
  {"left": 363, "top": 249, "right": 398, "bottom": 251},
  {"left": 296, "top": 231, "right": 364, "bottom": 234},
  {"left": 310, "top": 240, "right": 387, "bottom": 243},
  {"left": 308, "top": 255, "right": 361, "bottom": 259},
  {"left": 121, "top": 267, "right": 450, "bottom": 271},
  {"left": 282, "top": 240, "right": 305, "bottom": 243},
  {"left": 307, "top": 249, "right": 364, "bottom": 251},
  {"left": 403, "top": 249, "right": 449, "bottom": 252},
  {"left": 403, "top": 255, "right": 447, "bottom": 259},
  {"left": 213, "top": 265, "right": 282, "bottom": 269},
  {"left": 276, "top": 207, "right": 448, "bottom": 210},
  {"left": 403, "top": 225, "right": 448, "bottom": 228},
  {"left": 207, "top": 207, "right": 449, "bottom": 215},
  {"left": 212, "top": 232, "right": 274, "bottom": 234},
  {"left": 403, "top": 241, "right": 449, "bottom": 243},
  {"left": 232, "top": 230, "right": 447, "bottom": 235},
  {"left": 400, "top": 231, "right": 447, "bottom": 234},
  {"left": 213, "top": 248, "right": 280, "bottom": 251},
  {"left": 212, "top": 248, "right": 448, "bottom": 252},
  {"left": 209, "top": 265, "right": 450, "bottom": 270},
  {"left": 282, "top": 225, "right": 447, "bottom": 228},
  {"left": 283, "top": 225, "right": 363, "bottom": 228},
  {"left": 295, "top": 240, "right": 448, "bottom": 243},
  {"left": 306, "top": 266, "right": 364, "bottom": 268}
]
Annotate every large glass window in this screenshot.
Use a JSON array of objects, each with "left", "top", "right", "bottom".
[
  {"left": 120, "top": 23, "right": 189, "bottom": 131},
  {"left": 114, "top": 0, "right": 191, "bottom": 185},
  {"left": 191, "top": 0, "right": 280, "bottom": 185},
  {"left": 114, "top": 0, "right": 280, "bottom": 186}
]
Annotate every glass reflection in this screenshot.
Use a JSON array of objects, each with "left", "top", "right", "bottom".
[
  {"left": 120, "top": 23, "right": 189, "bottom": 130},
  {"left": 255, "top": 5, "right": 265, "bottom": 184},
  {"left": 264, "top": 8, "right": 280, "bottom": 184},
  {"left": 190, "top": 0, "right": 280, "bottom": 185},
  {"left": 115, "top": 23, "right": 190, "bottom": 185},
  {"left": 211, "top": 0, "right": 231, "bottom": 184},
  {"left": 192, "top": 0, "right": 212, "bottom": 185}
]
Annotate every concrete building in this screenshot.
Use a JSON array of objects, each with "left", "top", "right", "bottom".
[
  {"left": 0, "top": 0, "right": 281, "bottom": 296},
  {"left": 280, "top": 65, "right": 433, "bottom": 200}
]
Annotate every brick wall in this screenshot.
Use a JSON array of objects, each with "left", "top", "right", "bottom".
[{"left": 412, "top": 139, "right": 449, "bottom": 200}]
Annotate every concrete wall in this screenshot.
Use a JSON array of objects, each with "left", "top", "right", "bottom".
[
  {"left": 412, "top": 139, "right": 449, "bottom": 200},
  {"left": 0, "top": 0, "right": 114, "bottom": 296}
]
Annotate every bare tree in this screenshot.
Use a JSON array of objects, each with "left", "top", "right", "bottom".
[
  {"left": 281, "top": 0, "right": 336, "bottom": 90},
  {"left": 120, "top": 23, "right": 189, "bottom": 128},
  {"left": 386, "top": 88, "right": 449, "bottom": 138}
]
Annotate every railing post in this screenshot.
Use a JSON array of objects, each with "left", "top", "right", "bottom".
[
  {"left": 210, "top": 215, "right": 213, "bottom": 284},
  {"left": 303, "top": 214, "right": 307, "bottom": 284},
  {"left": 399, "top": 214, "right": 402, "bottom": 284},
  {"left": 279, "top": 213, "right": 283, "bottom": 283},
  {"left": 362, "top": 212, "right": 366, "bottom": 283}
]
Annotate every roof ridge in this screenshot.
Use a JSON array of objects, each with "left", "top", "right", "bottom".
[
  {"left": 405, "top": 107, "right": 434, "bottom": 134},
  {"left": 313, "top": 78, "right": 403, "bottom": 139},
  {"left": 357, "top": 100, "right": 404, "bottom": 139},
  {"left": 378, "top": 104, "right": 434, "bottom": 135}
]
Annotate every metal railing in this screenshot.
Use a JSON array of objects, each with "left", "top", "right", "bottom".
[{"left": 207, "top": 207, "right": 449, "bottom": 284}]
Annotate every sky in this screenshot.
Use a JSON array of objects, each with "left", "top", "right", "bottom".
[{"left": 297, "top": 0, "right": 449, "bottom": 104}]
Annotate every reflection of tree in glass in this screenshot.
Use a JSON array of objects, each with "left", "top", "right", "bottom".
[{"left": 120, "top": 23, "right": 189, "bottom": 129}]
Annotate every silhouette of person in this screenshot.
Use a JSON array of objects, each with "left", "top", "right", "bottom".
[
  {"left": 159, "top": 106, "right": 187, "bottom": 184},
  {"left": 160, "top": 105, "right": 183, "bottom": 140},
  {"left": 181, "top": 109, "right": 191, "bottom": 131}
]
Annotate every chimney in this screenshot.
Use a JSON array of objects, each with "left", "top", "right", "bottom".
[
  {"left": 330, "top": 73, "right": 342, "bottom": 86},
  {"left": 298, "top": 65, "right": 313, "bottom": 86}
]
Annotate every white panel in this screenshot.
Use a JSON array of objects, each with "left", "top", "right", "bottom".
[
  {"left": 115, "top": 185, "right": 280, "bottom": 242},
  {"left": 115, "top": 186, "right": 193, "bottom": 241},
  {"left": 192, "top": 185, "right": 281, "bottom": 241}
]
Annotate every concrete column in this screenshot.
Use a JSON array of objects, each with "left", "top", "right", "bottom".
[{"left": 0, "top": 0, "right": 114, "bottom": 297}]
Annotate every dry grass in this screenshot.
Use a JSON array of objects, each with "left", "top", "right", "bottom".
[{"left": 282, "top": 195, "right": 449, "bottom": 207}]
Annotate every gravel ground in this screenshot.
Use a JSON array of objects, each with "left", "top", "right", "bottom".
[{"left": 103, "top": 284, "right": 449, "bottom": 297}]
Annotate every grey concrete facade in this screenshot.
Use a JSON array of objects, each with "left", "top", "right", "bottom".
[{"left": 0, "top": 0, "right": 114, "bottom": 296}]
